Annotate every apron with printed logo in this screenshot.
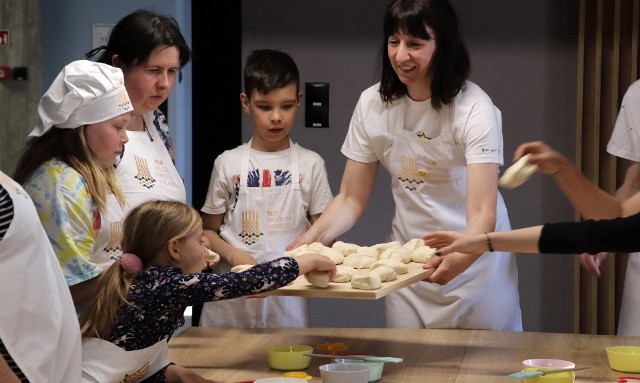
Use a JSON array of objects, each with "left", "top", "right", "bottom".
[
  {"left": 94, "top": 112, "right": 186, "bottom": 265},
  {"left": 200, "top": 139, "right": 310, "bottom": 328},
  {"left": 384, "top": 98, "right": 522, "bottom": 330},
  {"left": 81, "top": 338, "right": 171, "bottom": 383}
]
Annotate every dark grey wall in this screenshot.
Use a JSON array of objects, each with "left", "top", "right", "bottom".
[{"left": 242, "top": 0, "right": 579, "bottom": 332}]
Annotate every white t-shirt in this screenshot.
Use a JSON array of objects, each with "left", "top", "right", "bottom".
[
  {"left": 607, "top": 79, "right": 640, "bottom": 336},
  {"left": 608, "top": 79, "right": 640, "bottom": 162},
  {"left": 342, "top": 81, "right": 504, "bottom": 168},
  {"left": 202, "top": 142, "right": 333, "bottom": 217}
]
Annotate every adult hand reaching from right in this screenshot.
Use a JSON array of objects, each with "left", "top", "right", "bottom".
[{"left": 513, "top": 141, "right": 573, "bottom": 175}]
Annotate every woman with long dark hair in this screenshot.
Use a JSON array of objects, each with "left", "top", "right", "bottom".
[{"left": 290, "top": 0, "right": 521, "bottom": 330}]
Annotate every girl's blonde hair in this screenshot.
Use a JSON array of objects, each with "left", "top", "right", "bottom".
[
  {"left": 13, "top": 127, "right": 124, "bottom": 210},
  {"left": 79, "top": 200, "right": 202, "bottom": 339}
]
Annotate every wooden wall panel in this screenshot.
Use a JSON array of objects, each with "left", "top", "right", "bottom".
[{"left": 0, "top": 0, "right": 41, "bottom": 175}]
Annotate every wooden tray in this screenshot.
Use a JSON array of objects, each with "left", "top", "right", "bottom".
[{"left": 264, "top": 262, "right": 434, "bottom": 300}]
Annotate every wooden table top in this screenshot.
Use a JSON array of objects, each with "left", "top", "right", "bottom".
[{"left": 168, "top": 327, "right": 640, "bottom": 383}]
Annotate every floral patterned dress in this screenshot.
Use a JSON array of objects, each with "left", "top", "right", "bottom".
[{"left": 105, "top": 257, "right": 300, "bottom": 382}]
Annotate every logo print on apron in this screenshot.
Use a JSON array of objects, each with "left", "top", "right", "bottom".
[
  {"left": 134, "top": 155, "right": 156, "bottom": 189},
  {"left": 121, "top": 362, "right": 150, "bottom": 383},
  {"left": 103, "top": 220, "right": 123, "bottom": 257},
  {"left": 398, "top": 156, "right": 426, "bottom": 191},
  {"left": 238, "top": 210, "right": 264, "bottom": 246}
]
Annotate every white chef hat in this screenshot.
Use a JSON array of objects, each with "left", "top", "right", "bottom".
[{"left": 28, "top": 60, "right": 133, "bottom": 139}]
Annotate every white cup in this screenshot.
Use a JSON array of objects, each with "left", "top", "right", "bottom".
[{"left": 319, "top": 362, "right": 371, "bottom": 383}]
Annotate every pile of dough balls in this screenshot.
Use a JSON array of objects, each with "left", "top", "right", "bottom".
[{"left": 284, "top": 239, "right": 436, "bottom": 290}]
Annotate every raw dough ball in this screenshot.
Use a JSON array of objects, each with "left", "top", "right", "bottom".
[
  {"left": 206, "top": 249, "right": 221, "bottom": 263},
  {"left": 370, "top": 265, "right": 397, "bottom": 282},
  {"left": 333, "top": 265, "right": 356, "bottom": 283},
  {"left": 411, "top": 246, "right": 437, "bottom": 263},
  {"left": 230, "top": 264, "right": 253, "bottom": 273},
  {"left": 499, "top": 154, "right": 538, "bottom": 189},
  {"left": 380, "top": 248, "right": 411, "bottom": 264},
  {"left": 308, "top": 242, "right": 326, "bottom": 252},
  {"left": 284, "top": 244, "right": 310, "bottom": 257},
  {"left": 351, "top": 274, "right": 382, "bottom": 290},
  {"left": 318, "top": 246, "right": 345, "bottom": 265},
  {"left": 305, "top": 271, "right": 331, "bottom": 288},
  {"left": 379, "top": 246, "right": 398, "bottom": 259},
  {"left": 343, "top": 254, "right": 377, "bottom": 269},
  {"left": 284, "top": 242, "right": 344, "bottom": 264},
  {"left": 353, "top": 246, "right": 379, "bottom": 259},
  {"left": 371, "top": 259, "right": 408, "bottom": 275},
  {"left": 402, "top": 239, "right": 425, "bottom": 252},
  {"left": 372, "top": 241, "right": 402, "bottom": 255},
  {"left": 332, "top": 241, "right": 360, "bottom": 256}
]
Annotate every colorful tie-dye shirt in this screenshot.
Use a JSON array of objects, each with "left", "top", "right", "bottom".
[{"left": 23, "top": 160, "right": 102, "bottom": 286}]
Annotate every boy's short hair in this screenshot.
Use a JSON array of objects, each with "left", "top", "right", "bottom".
[{"left": 243, "top": 49, "right": 300, "bottom": 98}]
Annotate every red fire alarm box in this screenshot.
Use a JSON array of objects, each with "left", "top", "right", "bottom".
[
  {"left": 0, "top": 66, "right": 10, "bottom": 80},
  {"left": 0, "top": 30, "right": 9, "bottom": 46}
]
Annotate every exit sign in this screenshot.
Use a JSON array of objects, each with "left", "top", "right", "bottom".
[{"left": 0, "top": 30, "right": 9, "bottom": 46}]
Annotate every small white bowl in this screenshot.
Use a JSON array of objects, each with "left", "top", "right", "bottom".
[
  {"left": 334, "top": 357, "right": 384, "bottom": 382},
  {"left": 522, "top": 359, "right": 575, "bottom": 369},
  {"left": 319, "top": 363, "right": 371, "bottom": 383}
]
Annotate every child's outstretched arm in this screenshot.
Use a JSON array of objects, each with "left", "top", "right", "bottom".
[
  {"left": 202, "top": 212, "right": 257, "bottom": 266},
  {"left": 295, "top": 253, "right": 337, "bottom": 279}
]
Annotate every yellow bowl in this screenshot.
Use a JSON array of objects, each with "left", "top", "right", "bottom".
[
  {"left": 522, "top": 368, "right": 575, "bottom": 383},
  {"left": 266, "top": 344, "right": 313, "bottom": 370},
  {"left": 606, "top": 346, "right": 640, "bottom": 373}
]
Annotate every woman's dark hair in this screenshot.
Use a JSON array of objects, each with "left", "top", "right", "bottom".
[
  {"left": 86, "top": 9, "right": 191, "bottom": 70},
  {"left": 379, "top": 0, "right": 470, "bottom": 109}
]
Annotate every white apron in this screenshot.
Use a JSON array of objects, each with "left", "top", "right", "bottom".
[
  {"left": 0, "top": 172, "right": 82, "bottom": 383},
  {"left": 81, "top": 338, "right": 171, "bottom": 383},
  {"left": 94, "top": 112, "right": 186, "bottom": 263},
  {"left": 200, "top": 139, "right": 310, "bottom": 328},
  {"left": 618, "top": 254, "right": 640, "bottom": 335},
  {"left": 384, "top": 99, "right": 522, "bottom": 330}
]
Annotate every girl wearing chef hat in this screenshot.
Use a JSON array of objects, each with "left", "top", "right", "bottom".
[
  {"left": 13, "top": 59, "right": 132, "bottom": 309},
  {"left": 289, "top": 0, "right": 522, "bottom": 331},
  {"left": 78, "top": 199, "right": 335, "bottom": 383}
]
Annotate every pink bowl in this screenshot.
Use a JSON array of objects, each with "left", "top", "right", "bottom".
[{"left": 522, "top": 359, "right": 575, "bottom": 369}]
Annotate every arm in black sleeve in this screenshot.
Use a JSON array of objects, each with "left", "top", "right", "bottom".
[{"left": 539, "top": 211, "right": 640, "bottom": 254}]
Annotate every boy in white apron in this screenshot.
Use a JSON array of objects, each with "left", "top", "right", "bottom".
[{"left": 200, "top": 49, "right": 333, "bottom": 328}]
